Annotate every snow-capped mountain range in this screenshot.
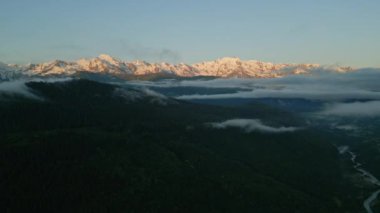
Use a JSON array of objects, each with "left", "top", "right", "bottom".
[
  {"left": 0, "top": 54, "right": 352, "bottom": 80},
  {"left": 0, "top": 62, "right": 23, "bottom": 80}
]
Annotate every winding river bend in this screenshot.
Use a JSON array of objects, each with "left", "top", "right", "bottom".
[{"left": 339, "top": 146, "right": 380, "bottom": 213}]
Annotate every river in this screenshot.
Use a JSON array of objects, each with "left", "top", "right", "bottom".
[{"left": 339, "top": 146, "right": 380, "bottom": 213}]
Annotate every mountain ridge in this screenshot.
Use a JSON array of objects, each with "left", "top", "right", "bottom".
[{"left": 0, "top": 54, "right": 353, "bottom": 80}]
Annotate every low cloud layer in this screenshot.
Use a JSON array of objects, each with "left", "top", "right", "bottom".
[
  {"left": 114, "top": 87, "right": 172, "bottom": 106},
  {"left": 173, "top": 69, "right": 380, "bottom": 101},
  {"left": 321, "top": 101, "right": 380, "bottom": 117},
  {"left": 0, "top": 80, "right": 40, "bottom": 99},
  {"left": 141, "top": 88, "right": 172, "bottom": 106},
  {"left": 126, "top": 68, "right": 380, "bottom": 103},
  {"left": 126, "top": 68, "right": 380, "bottom": 118},
  {"left": 208, "top": 119, "right": 300, "bottom": 133},
  {"left": 177, "top": 87, "right": 380, "bottom": 101},
  {"left": 0, "top": 78, "right": 72, "bottom": 100}
]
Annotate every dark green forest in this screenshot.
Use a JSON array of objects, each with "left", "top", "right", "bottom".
[{"left": 0, "top": 80, "right": 366, "bottom": 212}]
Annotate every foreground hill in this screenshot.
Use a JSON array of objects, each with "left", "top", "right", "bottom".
[{"left": 0, "top": 79, "right": 361, "bottom": 212}]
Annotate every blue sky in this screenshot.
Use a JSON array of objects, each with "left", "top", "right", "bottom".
[{"left": 1, "top": 0, "right": 379, "bottom": 67}]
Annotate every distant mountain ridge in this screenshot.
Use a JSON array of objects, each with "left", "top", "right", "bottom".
[
  {"left": 0, "top": 62, "right": 23, "bottom": 80},
  {"left": 0, "top": 54, "right": 353, "bottom": 80}
]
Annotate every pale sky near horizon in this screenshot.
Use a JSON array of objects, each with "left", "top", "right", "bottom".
[{"left": 1, "top": 0, "right": 379, "bottom": 67}]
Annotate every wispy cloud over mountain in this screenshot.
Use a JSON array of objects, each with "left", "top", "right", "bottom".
[
  {"left": 321, "top": 101, "right": 380, "bottom": 117},
  {"left": 129, "top": 68, "right": 380, "bottom": 118},
  {"left": 119, "top": 40, "right": 182, "bottom": 63},
  {"left": 208, "top": 119, "right": 300, "bottom": 133},
  {"left": 175, "top": 69, "right": 380, "bottom": 101},
  {"left": 0, "top": 78, "right": 72, "bottom": 100},
  {"left": 0, "top": 80, "right": 40, "bottom": 99}
]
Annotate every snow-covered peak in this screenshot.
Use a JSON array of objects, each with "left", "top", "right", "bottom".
[
  {"left": 132, "top": 60, "right": 151, "bottom": 66},
  {"left": 193, "top": 57, "right": 289, "bottom": 77},
  {"left": 97, "top": 54, "right": 120, "bottom": 66},
  {"left": 216, "top": 57, "right": 242, "bottom": 63},
  {"left": 17, "top": 55, "right": 352, "bottom": 79}
]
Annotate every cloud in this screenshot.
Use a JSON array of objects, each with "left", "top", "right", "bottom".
[
  {"left": 320, "top": 101, "right": 380, "bottom": 117},
  {"left": 0, "top": 78, "right": 72, "bottom": 100},
  {"left": 334, "top": 125, "right": 358, "bottom": 131},
  {"left": 171, "top": 69, "right": 380, "bottom": 101},
  {"left": 127, "top": 69, "right": 380, "bottom": 118},
  {"left": 32, "top": 77, "right": 73, "bottom": 84},
  {"left": 208, "top": 119, "right": 301, "bottom": 133},
  {"left": 114, "top": 87, "right": 172, "bottom": 106},
  {"left": 338, "top": 146, "right": 349, "bottom": 154},
  {"left": 142, "top": 88, "right": 168, "bottom": 100},
  {"left": 128, "top": 78, "right": 259, "bottom": 89},
  {"left": 177, "top": 87, "right": 380, "bottom": 101},
  {"left": 119, "top": 40, "right": 182, "bottom": 63},
  {"left": 0, "top": 80, "right": 41, "bottom": 99},
  {"left": 141, "top": 88, "right": 172, "bottom": 105}
]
